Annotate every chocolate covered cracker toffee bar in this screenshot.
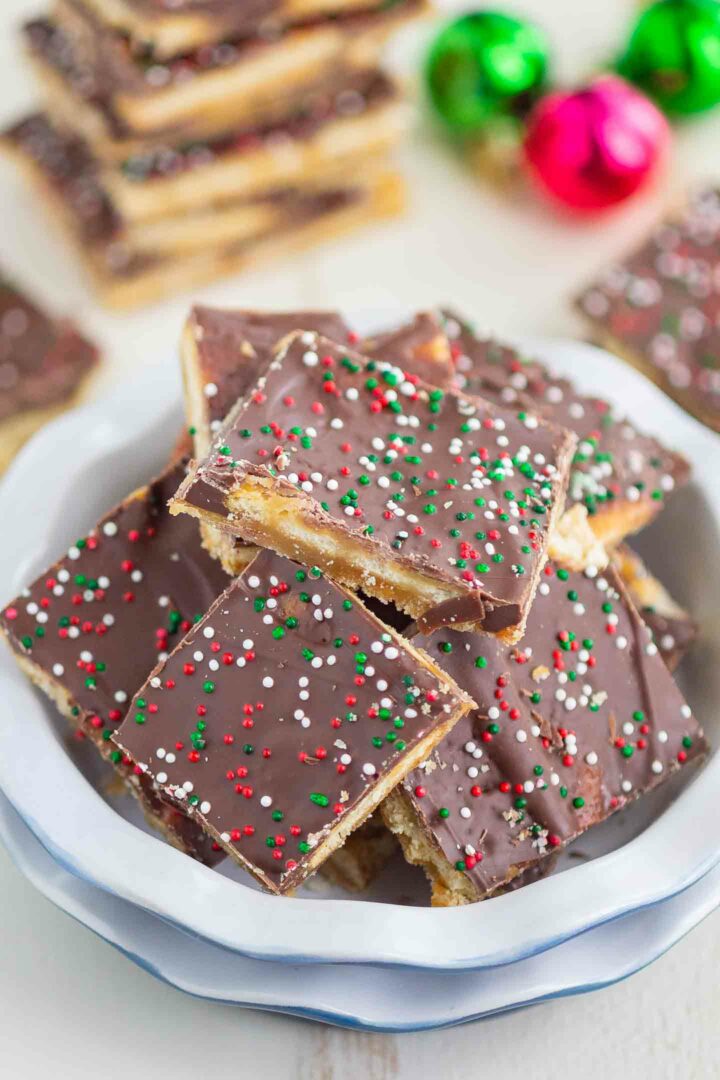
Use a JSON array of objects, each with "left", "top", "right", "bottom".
[
  {"left": 576, "top": 188, "right": 720, "bottom": 434},
  {"left": 3, "top": 114, "right": 403, "bottom": 308},
  {"left": 28, "top": 3, "right": 422, "bottom": 143},
  {"left": 0, "top": 272, "right": 98, "bottom": 473},
  {"left": 612, "top": 545, "right": 697, "bottom": 671},
  {"left": 182, "top": 308, "right": 451, "bottom": 574},
  {"left": 172, "top": 332, "right": 577, "bottom": 638},
  {"left": 102, "top": 70, "right": 407, "bottom": 221},
  {"left": 113, "top": 550, "right": 473, "bottom": 893},
  {"left": 183, "top": 307, "right": 351, "bottom": 574},
  {"left": 76, "top": 0, "right": 394, "bottom": 60},
  {"left": 0, "top": 463, "right": 229, "bottom": 863},
  {"left": 382, "top": 562, "right": 706, "bottom": 905},
  {"left": 445, "top": 310, "right": 689, "bottom": 546},
  {"left": 183, "top": 309, "right": 453, "bottom": 458}
]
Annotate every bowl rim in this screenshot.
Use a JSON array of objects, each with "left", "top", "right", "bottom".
[
  {"left": 1, "top": 787, "right": 719, "bottom": 1031},
  {"left": 0, "top": 325, "right": 717, "bottom": 971}
]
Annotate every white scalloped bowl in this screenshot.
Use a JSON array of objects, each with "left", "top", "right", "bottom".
[
  {"left": 0, "top": 322, "right": 718, "bottom": 971},
  {"left": 2, "top": 788, "right": 719, "bottom": 1031}
]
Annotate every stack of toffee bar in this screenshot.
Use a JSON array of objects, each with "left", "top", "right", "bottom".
[
  {"left": 1, "top": 306, "right": 706, "bottom": 904},
  {"left": 1, "top": 0, "right": 423, "bottom": 308}
]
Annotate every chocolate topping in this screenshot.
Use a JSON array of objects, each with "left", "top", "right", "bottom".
[
  {"left": 0, "top": 273, "right": 98, "bottom": 422},
  {"left": 0, "top": 462, "right": 229, "bottom": 864},
  {"left": 177, "top": 331, "right": 577, "bottom": 633},
  {"left": 185, "top": 307, "right": 451, "bottom": 445},
  {"left": 576, "top": 188, "right": 720, "bottom": 430},
  {"left": 444, "top": 309, "right": 689, "bottom": 529},
  {"left": 611, "top": 543, "right": 698, "bottom": 672},
  {"left": 114, "top": 548, "right": 469, "bottom": 892},
  {"left": 4, "top": 114, "right": 121, "bottom": 245},
  {"left": 397, "top": 562, "right": 705, "bottom": 898},
  {"left": 641, "top": 606, "right": 698, "bottom": 672},
  {"left": 189, "top": 306, "right": 350, "bottom": 435},
  {"left": 361, "top": 312, "right": 454, "bottom": 389}
]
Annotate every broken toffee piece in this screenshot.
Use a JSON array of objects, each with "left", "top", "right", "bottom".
[
  {"left": 172, "top": 331, "right": 577, "bottom": 640},
  {"left": 0, "top": 462, "right": 228, "bottom": 864},
  {"left": 0, "top": 271, "right": 98, "bottom": 473},
  {"left": 576, "top": 188, "right": 720, "bottom": 434},
  {"left": 445, "top": 310, "right": 689, "bottom": 546},
  {"left": 113, "top": 549, "right": 472, "bottom": 894},
  {"left": 382, "top": 562, "right": 706, "bottom": 905},
  {"left": 612, "top": 544, "right": 697, "bottom": 672}
]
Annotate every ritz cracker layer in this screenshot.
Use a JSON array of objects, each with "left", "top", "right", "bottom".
[
  {"left": 172, "top": 331, "right": 579, "bottom": 638},
  {"left": 113, "top": 549, "right": 474, "bottom": 893}
]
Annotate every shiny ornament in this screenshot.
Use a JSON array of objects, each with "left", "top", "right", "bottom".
[
  {"left": 425, "top": 11, "right": 549, "bottom": 137},
  {"left": 617, "top": 0, "right": 720, "bottom": 116},
  {"left": 522, "top": 75, "right": 670, "bottom": 213}
]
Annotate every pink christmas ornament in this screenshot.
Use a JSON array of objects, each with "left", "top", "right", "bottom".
[{"left": 522, "top": 74, "right": 670, "bottom": 213}]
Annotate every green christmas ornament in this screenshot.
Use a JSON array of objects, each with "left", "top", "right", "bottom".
[
  {"left": 617, "top": 0, "right": 720, "bottom": 115},
  {"left": 425, "top": 11, "right": 549, "bottom": 137}
]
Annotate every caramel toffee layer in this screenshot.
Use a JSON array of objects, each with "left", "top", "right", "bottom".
[
  {"left": 113, "top": 549, "right": 470, "bottom": 893},
  {"left": 0, "top": 273, "right": 98, "bottom": 423},
  {"left": 393, "top": 562, "right": 705, "bottom": 900},
  {"left": 444, "top": 309, "right": 689, "bottom": 533},
  {"left": 0, "top": 462, "right": 228, "bottom": 864},
  {"left": 175, "top": 332, "right": 577, "bottom": 634},
  {"left": 576, "top": 188, "right": 720, "bottom": 430}
]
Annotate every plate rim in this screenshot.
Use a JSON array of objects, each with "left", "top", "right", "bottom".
[
  {"left": 1, "top": 788, "right": 719, "bottom": 1032},
  {"left": 0, "top": 321, "right": 718, "bottom": 971}
]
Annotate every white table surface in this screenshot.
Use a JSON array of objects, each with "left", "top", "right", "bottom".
[{"left": 1, "top": 0, "right": 719, "bottom": 1075}]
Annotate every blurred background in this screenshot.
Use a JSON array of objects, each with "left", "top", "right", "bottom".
[{"left": 1, "top": 0, "right": 719, "bottom": 392}]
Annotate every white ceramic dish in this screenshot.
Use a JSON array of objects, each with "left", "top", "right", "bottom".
[
  {"left": 0, "top": 321, "right": 718, "bottom": 972},
  {"left": 2, "top": 787, "right": 719, "bottom": 1031}
]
